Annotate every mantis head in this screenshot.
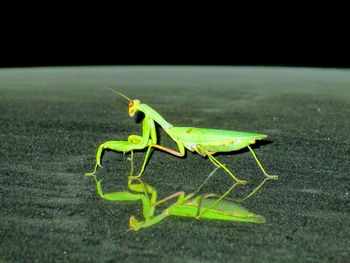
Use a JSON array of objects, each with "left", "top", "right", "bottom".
[
  {"left": 105, "top": 87, "right": 141, "bottom": 117},
  {"left": 128, "top": 99, "right": 141, "bottom": 117}
]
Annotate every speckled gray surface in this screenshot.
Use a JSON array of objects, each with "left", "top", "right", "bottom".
[{"left": 0, "top": 66, "right": 349, "bottom": 262}]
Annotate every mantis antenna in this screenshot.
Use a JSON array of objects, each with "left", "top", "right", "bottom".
[{"left": 104, "top": 87, "right": 131, "bottom": 101}]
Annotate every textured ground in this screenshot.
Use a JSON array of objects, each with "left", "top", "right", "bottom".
[{"left": 0, "top": 66, "right": 349, "bottom": 262}]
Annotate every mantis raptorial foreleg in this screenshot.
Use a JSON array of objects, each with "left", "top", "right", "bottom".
[
  {"left": 84, "top": 137, "right": 153, "bottom": 177},
  {"left": 85, "top": 113, "right": 157, "bottom": 177}
]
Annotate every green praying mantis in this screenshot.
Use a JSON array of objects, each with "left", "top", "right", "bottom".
[
  {"left": 87, "top": 151, "right": 266, "bottom": 231},
  {"left": 85, "top": 88, "right": 278, "bottom": 203}
]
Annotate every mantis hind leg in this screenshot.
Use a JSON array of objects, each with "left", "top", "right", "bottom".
[{"left": 247, "top": 146, "right": 278, "bottom": 180}]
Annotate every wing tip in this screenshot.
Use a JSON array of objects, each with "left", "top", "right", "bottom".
[{"left": 255, "top": 134, "right": 268, "bottom": 140}]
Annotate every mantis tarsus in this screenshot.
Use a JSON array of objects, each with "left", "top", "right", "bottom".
[
  {"left": 88, "top": 151, "right": 266, "bottom": 231},
  {"left": 86, "top": 89, "right": 278, "bottom": 204}
]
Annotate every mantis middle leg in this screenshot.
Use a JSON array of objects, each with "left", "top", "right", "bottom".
[{"left": 130, "top": 139, "right": 185, "bottom": 179}]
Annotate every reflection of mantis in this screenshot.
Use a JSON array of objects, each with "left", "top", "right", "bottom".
[
  {"left": 87, "top": 151, "right": 266, "bottom": 231},
  {"left": 85, "top": 89, "right": 278, "bottom": 201}
]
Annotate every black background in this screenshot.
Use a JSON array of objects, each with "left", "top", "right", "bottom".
[
  {"left": 2, "top": 40, "right": 348, "bottom": 68},
  {"left": 1, "top": 9, "right": 349, "bottom": 68},
  {"left": 2, "top": 33, "right": 349, "bottom": 68}
]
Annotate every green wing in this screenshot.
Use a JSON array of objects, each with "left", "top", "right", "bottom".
[{"left": 167, "top": 127, "right": 267, "bottom": 144}]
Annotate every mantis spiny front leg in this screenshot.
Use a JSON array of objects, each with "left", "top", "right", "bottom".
[{"left": 84, "top": 115, "right": 156, "bottom": 177}]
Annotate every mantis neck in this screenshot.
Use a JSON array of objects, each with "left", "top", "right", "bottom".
[{"left": 139, "top": 104, "right": 173, "bottom": 129}]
